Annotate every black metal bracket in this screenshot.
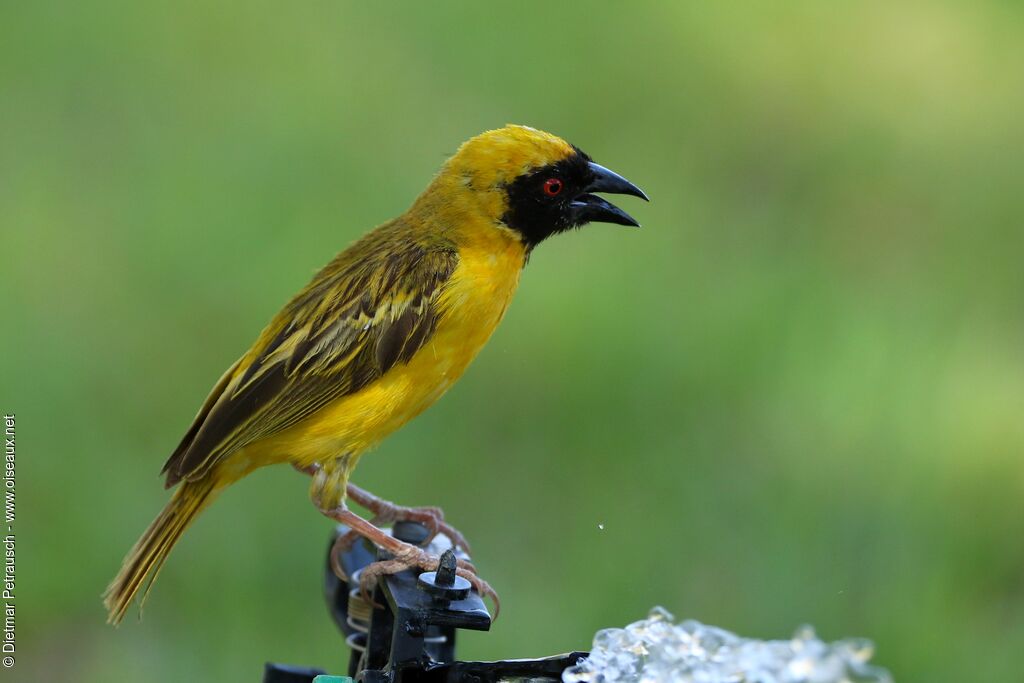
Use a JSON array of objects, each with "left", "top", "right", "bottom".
[{"left": 263, "top": 524, "right": 588, "bottom": 683}]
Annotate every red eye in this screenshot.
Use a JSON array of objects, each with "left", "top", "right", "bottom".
[{"left": 543, "top": 178, "right": 563, "bottom": 196}]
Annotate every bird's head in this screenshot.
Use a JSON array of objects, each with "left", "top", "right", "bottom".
[{"left": 440, "top": 124, "right": 648, "bottom": 248}]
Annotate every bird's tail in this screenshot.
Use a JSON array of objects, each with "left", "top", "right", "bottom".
[{"left": 103, "top": 476, "right": 220, "bottom": 625}]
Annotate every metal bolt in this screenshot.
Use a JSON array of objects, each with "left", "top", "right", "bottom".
[
  {"left": 417, "top": 549, "right": 471, "bottom": 600},
  {"left": 434, "top": 549, "right": 457, "bottom": 587}
]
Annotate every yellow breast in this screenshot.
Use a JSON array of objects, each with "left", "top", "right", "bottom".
[{"left": 242, "top": 220, "right": 527, "bottom": 472}]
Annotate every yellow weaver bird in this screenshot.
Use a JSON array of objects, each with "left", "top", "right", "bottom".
[{"left": 104, "top": 124, "right": 647, "bottom": 624}]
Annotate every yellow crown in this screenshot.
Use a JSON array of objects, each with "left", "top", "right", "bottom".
[{"left": 446, "top": 124, "right": 577, "bottom": 191}]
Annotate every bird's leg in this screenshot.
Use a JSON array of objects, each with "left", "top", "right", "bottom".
[
  {"left": 293, "top": 462, "right": 472, "bottom": 552},
  {"left": 317, "top": 503, "right": 499, "bottom": 617},
  {"left": 344, "top": 483, "right": 472, "bottom": 552},
  {"left": 303, "top": 461, "right": 498, "bottom": 614}
]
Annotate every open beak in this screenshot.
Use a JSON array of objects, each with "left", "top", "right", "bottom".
[{"left": 570, "top": 161, "right": 649, "bottom": 227}]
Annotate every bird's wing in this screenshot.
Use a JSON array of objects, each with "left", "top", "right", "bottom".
[{"left": 162, "top": 237, "right": 459, "bottom": 486}]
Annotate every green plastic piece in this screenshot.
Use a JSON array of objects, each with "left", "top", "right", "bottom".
[{"left": 312, "top": 676, "right": 353, "bottom": 683}]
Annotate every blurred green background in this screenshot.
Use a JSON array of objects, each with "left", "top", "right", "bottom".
[{"left": 3, "top": 1, "right": 1023, "bottom": 681}]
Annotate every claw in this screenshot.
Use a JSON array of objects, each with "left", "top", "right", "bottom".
[
  {"left": 455, "top": 566, "right": 500, "bottom": 619},
  {"left": 354, "top": 547, "right": 500, "bottom": 619},
  {"left": 315, "top": 500, "right": 497, "bottom": 619}
]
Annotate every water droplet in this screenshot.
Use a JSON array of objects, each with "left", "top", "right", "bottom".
[{"left": 562, "top": 609, "right": 891, "bottom": 683}]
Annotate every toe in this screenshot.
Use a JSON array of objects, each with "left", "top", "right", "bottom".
[
  {"left": 455, "top": 567, "right": 501, "bottom": 619},
  {"left": 441, "top": 524, "right": 472, "bottom": 553},
  {"left": 455, "top": 557, "right": 478, "bottom": 574}
]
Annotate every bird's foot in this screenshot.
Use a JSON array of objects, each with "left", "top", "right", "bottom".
[
  {"left": 318, "top": 503, "right": 499, "bottom": 617},
  {"left": 357, "top": 545, "right": 500, "bottom": 617},
  {"left": 341, "top": 484, "right": 472, "bottom": 553}
]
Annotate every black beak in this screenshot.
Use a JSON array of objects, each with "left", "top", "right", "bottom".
[{"left": 570, "top": 162, "right": 649, "bottom": 227}]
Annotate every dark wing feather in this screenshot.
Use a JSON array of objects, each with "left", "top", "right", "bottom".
[{"left": 162, "top": 228, "right": 458, "bottom": 486}]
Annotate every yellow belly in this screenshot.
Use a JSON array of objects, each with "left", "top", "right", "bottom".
[{"left": 235, "top": 234, "right": 526, "bottom": 476}]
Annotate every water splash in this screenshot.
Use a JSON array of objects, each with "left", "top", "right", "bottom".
[{"left": 562, "top": 607, "right": 892, "bottom": 683}]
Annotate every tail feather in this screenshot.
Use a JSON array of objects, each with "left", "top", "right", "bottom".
[{"left": 103, "top": 477, "right": 219, "bottom": 624}]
